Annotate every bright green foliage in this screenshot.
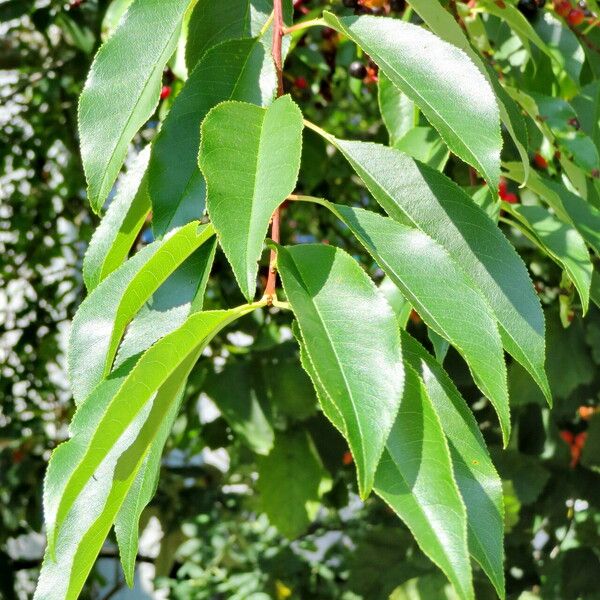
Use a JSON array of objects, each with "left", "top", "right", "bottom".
[
  {"left": 257, "top": 429, "right": 329, "bottom": 539},
  {"left": 323, "top": 11, "right": 502, "bottom": 193},
  {"left": 78, "top": 0, "right": 191, "bottom": 212},
  {"left": 149, "top": 37, "right": 276, "bottom": 237},
  {"left": 326, "top": 137, "right": 550, "bottom": 405},
  {"left": 29, "top": 0, "right": 600, "bottom": 598},
  {"left": 200, "top": 96, "right": 303, "bottom": 300},
  {"left": 68, "top": 222, "right": 215, "bottom": 403},
  {"left": 83, "top": 147, "right": 151, "bottom": 291},
  {"left": 276, "top": 243, "right": 404, "bottom": 498}
]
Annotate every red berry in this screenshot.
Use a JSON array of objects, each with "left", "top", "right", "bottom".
[
  {"left": 160, "top": 86, "right": 171, "bottom": 100},
  {"left": 498, "top": 178, "right": 509, "bottom": 198},
  {"left": 555, "top": 0, "right": 572, "bottom": 17},
  {"left": 568, "top": 8, "right": 585, "bottom": 24},
  {"left": 502, "top": 192, "right": 519, "bottom": 204},
  {"left": 533, "top": 153, "right": 549, "bottom": 169},
  {"left": 294, "top": 76, "right": 308, "bottom": 90},
  {"left": 342, "top": 451, "right": 353, "bottom": 465},
  {"left": 560, "top": 430, "right": 575, "bottom": 445}
]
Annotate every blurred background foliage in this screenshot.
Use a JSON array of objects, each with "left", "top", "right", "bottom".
[{"left": 1, "top": 0, "right": 600, "bottom": 599}]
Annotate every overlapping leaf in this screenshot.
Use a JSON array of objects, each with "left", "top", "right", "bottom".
[
  {"left": 83, "top": 147, "right": 151, "bottom": 291},
  {"left": 320, "top": 135, "right": 550, "bottom": 404},
  {"left": 37, "top": 306, "right": 255, "bottom": 598},
  {"left": 149, "top": 37, "right": 277, "bottom": 237},
  {"left": 79, "top": 0, "right": 191, "bottom": 212},
  {"left": 322, "top": 11, "right": 501, "bottom": 193},
  {"left": 200, "top": 96, "right": 303, "bottom": 300},
  {"left": 315, "top": 200, "right": 510, "bottom": 442},
  {"left": 402, "top": 332, "right": 505, "bottom": 598},
  {"left": 68, "top": 221, "right": 215, "bottom": 403},
  {"left": 276, "top": 243, "right": 404, "bottom": 498}
]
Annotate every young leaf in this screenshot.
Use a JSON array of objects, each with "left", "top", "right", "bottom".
[
  {"left": 319, "top": 201, "right": 510, "bottom": 442},
  {"left": 322, "top": 11, "right": 501, "bottom": 193},
  {"left": 511, "top": 205, "right": 592, "bottom": 313},
  {"left": 276, "top": 243, "right": 404, "bottom": 498},
  {"left": 402, "top": 332, "right": 505, "bottom": 599},
  {"left": 83, "top": 147, "right": 151, "bottom": 291},
  {"left": 257, "top": 429, "right": 329, "bottom": 539},
  {"left": 374, "top": 365, "right": 474, "bottom": 600},
  {"left": 79, "top": 0, "right": 191, "bottom": 213},
  {"left": 199, "top": 96, "right": 303, "bottom": 301},
  {"left": 149, "top": 37, "right": 277, "bottom": 237},
  {"left": 323, "top": 136, "right": 550, "bottom": 405},
  {"left": 46, "top": 306, "right": 258, "bottom": 572},
  {"left": 68, "top": 222, "right": 215, "bottom": 404}
]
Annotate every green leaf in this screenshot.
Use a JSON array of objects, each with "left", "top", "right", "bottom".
[
  {"left": 378, "top": 71, "right": 416, "bottom": 146},
  {"left": 375, "top": 366, "right": 473, "bottom": 600},
  {"left": 393, "top": 126, "right": 449, "bottom": 172},
  {"left": 205, "top": 362, "right": 274, "bottom": 455},
  {"left": 510, "top": 204, "right": 592, "bottom": 313},
  {"left": 83, "top": 147, "right": 151, "bottom": 291},
  {"left": 402, "top": 332, "right": 505, "bottom": 599},
  {"left": 276, "top": 243, "right": 404, "bottom": 499},
  {"left": 407, "top": 0, "right": 530, "bottom": 181},
  {"left": 68, "top": 221, "right": 215, "bottom": 404},
  {"left": 149, "top": 37, "right": 277, "bottom": 238},
  {"left": 324, "top": 136, "right": 550, "bottom": 404},
  {"left": 322, "top": 11, "right": 501, "bottom": 193},
  {"left": 79, "top": 0, "right": 191, "bottom": 212},
  {"left": 257, "top": 429, "right": 329, "bottom": 539},
  {"left": 199, "top": 96, "right": 303, "bottom": 301},
  {"left": 503, "top": 162, "right": 600, "bottom": 257},
  {"left": 185, "top": 0, "right": 272, "bottom": 71},
  {"left": 316, "top": 200, "right": 510, "bottom": 443},
  {"left": 45, "top": 306, "right": 257, "bottom": 572}
]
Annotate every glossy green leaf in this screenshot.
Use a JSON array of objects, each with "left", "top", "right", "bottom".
[
  {"left": 375, "top": 366, "right": 473, "bottom": 600},
  {"left": 185, "top": 0, "right": 272, "bottom": 70},
  {"left": 378, "top": 71, "right": 416, "bottom": 146},
  {"left": 324, "top": 136, "right": 550, "bottom": 404},
  {"left": 68, "top": 221, "right": 215, "bottom": 404},
  {"left": 322, "top": 11, "right": 501, "bottom": 193},
  {"left": 79, "top": 0, "right": 191, "bottom": 213},
  {"left": 402, "top": 332, "right": 505, "bottom": 599},
  {"left": 407, "top": 0, "right": 530, "bottom": 181},
  {"left": 276, "top": 243, "right": 404, "bottom": 498},
  {"left": 205, "top": 362, "right": 274, "bottom": 455},
  {"left": 149, "top": 37, "right": 277, "bottom": 237},
  {"left": 257, "top": 429, "right": 329, "bottom": 538},
  {"left": 511, "top": 204, "right": 592, "bottom": 313},
  {"left": 83, "top": 147, "right": 151, "bottom": 291},
  {"left": 315, "top": 200, "right": 510, "bottom": 443},
  {"left": 504, "top": 162, "right": 600, "bottom": 257},
  {"left": 393, "top": 126, "right": 449, "bottom": 172},
  {"left": 101, "top": 0, "right": 134, "bottom": 40},
  {"left": 200, "top": 96, "right": 303, "bottom": 301},
  {"left": 46, "top": 306, "right": 257, "bottom": 570}
]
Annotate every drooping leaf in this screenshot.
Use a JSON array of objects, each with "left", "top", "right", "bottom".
[
  {"left": 504, "top": 161, "right": 600, "bottom": 257},
  {"left": 79, "top": 0, "right": 191, "bottom": 212},
  {"left": 407, "top": 0, "right": 530, "bottom": 181},
  {"left": 149, "top": 37, "right": 277, "bottom": 238},
  {"left": 199, "top": 96, "right": 303, "bottom": 301},
  {"left": 83, "top": 147, "right": 151, "bottom": 291},
  {"left": 45, "top": 306, "right": 257, "bottom": 572},
  {"left": 393, "top": 126, "right": 449, "bottom": 172},
  {"left": 378, "top": 71, "right": 416, "bottom": 146},
  {"left": 68, "top": 222, "right": 215, "bottom": 404},
  {"left": 322, "top": 11, "right": 502, "bottom": 193},
  {"left": 276, "top": 243, "right": 404, "bottom": 498},
  {"left": 315, "top": 200, "right": 510, "bottom": 442},
  {"left": 322, "top": 136, "right": 550, "bottom": 404},
  {"left": 257, "top": 429, "right": 329, "bottom": 539},
  {"left": 374, "top": 365, "right": 474, "bottom": 600},
  {"left": 510, "top": 204, "right": 592, "bottom": 313},
  {"left": 402, "top": 332, "right": 505, "bottom": 599}
]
